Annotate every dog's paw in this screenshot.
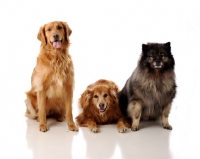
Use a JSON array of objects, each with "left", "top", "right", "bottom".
[
  {"left": 57, "top": 116, "right": 65, "bottom": 122},
  {"left": 131, "top": 125, "right": 139, "bottom": 131},
  {"left": 90, "top": 127, "right": 99, "bottom": 133},
  {"left": 39, "top": 124, "right": 48, "bottom": 132},
  {"left": 68, "top": 124, "right": 79, "bottom": 131},
  {"left": 118, "top": 126, "right": 128, "bottom": 133},
  {"left": 163, "top": 124, "right": 172, "bottom": 130}
]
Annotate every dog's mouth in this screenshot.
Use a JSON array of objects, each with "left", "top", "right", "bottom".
[
  {"left": 99, "top": 107, "right": 106, "bottom": 113},
  {"left": 50, "top": 40, "right": 62, "bottom": 49},
  {"left": 153, "top": 61, "right": 163, "bottom": 69},
  {"left": 99, "top": 104, "right": 107, "bottom": 113},
  {"left": 154, "top": 65, "right": 162, "bottom": 69}
]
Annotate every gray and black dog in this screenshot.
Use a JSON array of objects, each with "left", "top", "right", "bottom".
[{"left": 117, "top": 42, "right": 176, "bottom": 132}]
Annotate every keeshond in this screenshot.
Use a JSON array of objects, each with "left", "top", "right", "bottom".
[{"left": 117, "top": 42, "right": 176, "bottom": 132}]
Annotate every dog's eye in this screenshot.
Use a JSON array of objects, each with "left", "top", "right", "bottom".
[
  {"left": 58, "top": 26, "right": 62, "bottom": 30},
  {"left": 94, "top": 95, "right": 98, "bottom": 98},
  {"left": 149, "top": 53, "right": 154, "bottom": 59},
  {"left": 160, "top": 52, "right": 164, "bottom": 56},
  {"left": 47, "top": 28, "right": 51, "bottom": 32},
  {"left": 103, "top": 94, "right": 108, "bottom": 98},
  {"left": 160, "top": 52, "right": 165, "bottom": 59}
]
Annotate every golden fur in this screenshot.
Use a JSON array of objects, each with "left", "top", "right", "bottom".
[
  {"left": 76, "top": 79, "right": 130, "bottom": 133},
  {"left": 25, "top": 21, "right": 78, "bottom": 132}
]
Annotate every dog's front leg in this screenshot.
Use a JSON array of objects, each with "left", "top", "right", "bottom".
[
  {"left": 85, "top": 118, "right": 99, "bottom": 133},
  {"left": 127, "top": 101, "right": 142, "bottom": 131},
  {"left": 162, "top": 103, "right": 172, "bottom": 130},
  {"left": 117, "top": 117, "right": 131, "bottom": 133},
  {"left": 65, "top": 89, "right": 78, "bottom": 131},
  {"left": 37, "top": 91, "right": 48, "bottom": 132}
]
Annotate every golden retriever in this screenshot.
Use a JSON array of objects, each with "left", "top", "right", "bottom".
[
  {"left": 25, "top": 21, "right": 78, "bottom": 132},
  {"left": 76, "top": 79, "right": 130, "bottom": 133}
]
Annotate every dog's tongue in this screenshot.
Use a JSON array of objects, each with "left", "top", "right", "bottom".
[
  {"left": 53, "top": 41, "right": 61, "bottom": 48},
  {"left": 100, "top": 108, "right": 106, "bottom": 112}
]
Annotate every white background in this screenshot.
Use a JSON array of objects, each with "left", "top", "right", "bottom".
[{"left": 0, "top": 0, "right": 200, "bottom": 159}]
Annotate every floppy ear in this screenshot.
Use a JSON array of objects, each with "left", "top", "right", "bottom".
[
  {"left": 79, "top": 89, "right": 92, "bottom": 109},
  {"left": 60, "top": 22, "right": 72, "bottom": 42},
  {"left": 112, "top": 84, "right": 120, "bottom": 93},
  {"left": 37, "top": 26, "right": 46, "bottom": 46},
  {"left": 109, "top": 88, "right": 118, "bottom": 104}
]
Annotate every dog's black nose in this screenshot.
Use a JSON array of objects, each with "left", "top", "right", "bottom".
[
  {"left": 99, "top": 103, "right": 105, "bottom": 108},
  {"left": 155, "top": 60, "right": 161, "bottom": 66},
  {"left": 53, "top": 34, "right": 59, "bottom": 40}
]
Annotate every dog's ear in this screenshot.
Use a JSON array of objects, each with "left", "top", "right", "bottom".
[
  {"left": 37, "top": 25, "right": 46, "bottom": 46},
  {"left": 164, "top": 42, "right": 170, "bottom": 47},
  {"left": 142, "top": 44, "right": 149, "bottom": 53},
  {"left": 109, "top": 88, "right": 118, "bottom": 103},
  {"left": 164, "top": 42, "right": 171, "bottom": 52},
  {"left": 79, "top": 89, "right": 92, "bottom": 109},
  {"left": 60, "top": 22, "right": 72, "bottom": 42},
  {"left": 85, "top": 89, "right": 92, "bottom": 100},
  {"left": 112, "top": 84, "right": 120, "bottom": 93}
]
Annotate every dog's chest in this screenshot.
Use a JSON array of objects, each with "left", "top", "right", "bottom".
[
  {"left": 46, "top": 74, "right": 64, "bottom": 98},
  {"left": 136, "top": 75, "right": 175, "bottom": 108},
  {"left": 51, "top": 75, "right": 63, "bottom": 86},
  {"left": 48, "top": 55, "right": 71, "bottom": 86}
]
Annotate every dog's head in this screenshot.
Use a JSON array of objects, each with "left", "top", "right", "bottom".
[
  {"left": 82, "top": 85, "right": 118, "bottom": 114},
  {"left": 140, "top": 42, "right": 175, "bottom": 71},
  {"left": 37, "top": 21, "right": 72, "bottom": 49}
]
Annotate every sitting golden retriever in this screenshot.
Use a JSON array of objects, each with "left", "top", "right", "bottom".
[
  {"left": 25, "top": 21, "right": 78, "bottom": 132},
  {"left": 76, "top": 79, "right": 130, "bottom": 133}
]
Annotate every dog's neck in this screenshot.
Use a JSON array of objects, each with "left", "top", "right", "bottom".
[{"left": 42, "top": 47, "right": 67, "bottom": 55}]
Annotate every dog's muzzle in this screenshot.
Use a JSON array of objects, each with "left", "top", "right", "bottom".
[
  {"left": 99, "top": 103, "right": 107, "bottom": 112},
  {"left": 50, "top": 34, "right": 62, "bottom": 49},
  {"left": 153, "top": 61, "right": 163, "bottom": 69}
]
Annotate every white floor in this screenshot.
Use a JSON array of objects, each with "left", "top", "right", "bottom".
[
  {"left": 1, "top": 94, "right": 200, "bottom": 159},
  {"left": 1, "top": 0, "right": 200, "bottom": 159}
]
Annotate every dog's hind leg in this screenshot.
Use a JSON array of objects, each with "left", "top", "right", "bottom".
[
  {"left": 127, "top": 101, "right": 142, "bottom": 131},
  {"left": 25, "top": 91, "right": 37, "bottom": 119},
  {"left": 162, "top": 103, "right": 172, "bottom": 130},
  {"left": 56, "top": 115, "right": 65, "bottom": 122},
  {"left": 25, "top": 98, "right": 37, "bottom": 119}
]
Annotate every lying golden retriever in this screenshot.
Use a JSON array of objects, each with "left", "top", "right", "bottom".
[
  {"left": 25, "top": 21, "right": 78, "bottom": 132},
  {"left": 76, "top": 79, "right": 130, "bottom": 133}
]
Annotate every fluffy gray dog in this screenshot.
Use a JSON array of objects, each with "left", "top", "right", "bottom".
[{"left": 117, "top": 42, "right": 176, "bottom": 132}]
